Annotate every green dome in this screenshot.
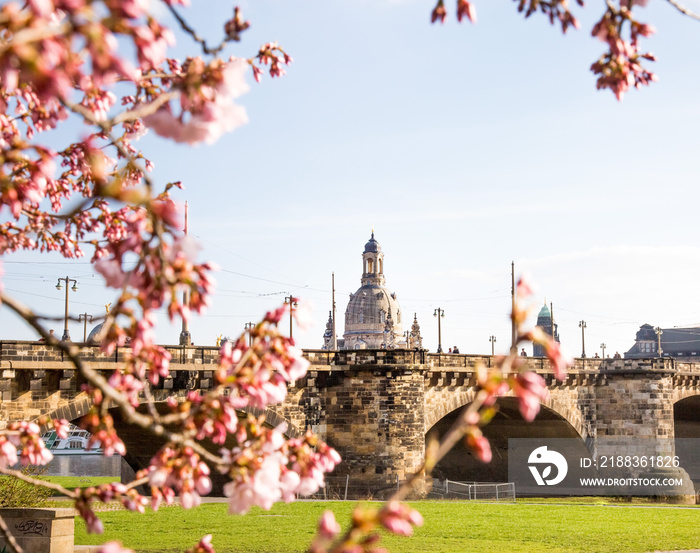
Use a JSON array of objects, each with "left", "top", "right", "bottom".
[{"left": 537, "top": 304, "right": 551, "bottom": 319}]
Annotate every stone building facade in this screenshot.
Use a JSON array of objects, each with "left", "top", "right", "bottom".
[
  {"left": 626, "top": 324, "right": 700, "bottom": 361},
  {"left": 533, "top": 303, "right": 560, "bottom": 357}
]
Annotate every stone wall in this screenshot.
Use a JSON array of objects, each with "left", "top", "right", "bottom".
[{"left": 0, "top": 508, "right": 74, "bottom": 553}]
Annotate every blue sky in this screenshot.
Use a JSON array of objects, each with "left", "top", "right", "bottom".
[{"left": 2, "top": 0, "right": 700, "bottom": 357}]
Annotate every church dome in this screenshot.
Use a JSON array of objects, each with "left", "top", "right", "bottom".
[
  {"left": 537, "top": 304, "right": 551, "bottom": 320},
  {"left": 87, "top": 323, "right": 104, "bottom": 343},
  {"left": 364, "top": 232, "right": 381, "bottom": 253},
  {"left": 343, "top": 233, "right": 402, "bottom": 349},
  {"left": 345, "top": 287, "right": 401, "bottom": 329}
]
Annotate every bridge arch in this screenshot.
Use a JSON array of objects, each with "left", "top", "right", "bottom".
[
  {"left": 673, "top": 391, "right": 700, "bottom": 441},
  {"left": 425, "top": 394, "right": 587, "bottom": 483},
  {"left": 425, "top": 389, "right": 587, "bottom": 442},
  {"left": 672, "top": 391, "right": 700, "bottom": 490}
]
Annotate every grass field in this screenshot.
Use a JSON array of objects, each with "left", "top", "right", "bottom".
[
  {"left": 44, "top": 476, "right": 117, "bottom": 492},
  {"left": 73, "top": 500, "right": 700, "bottom": 553}
]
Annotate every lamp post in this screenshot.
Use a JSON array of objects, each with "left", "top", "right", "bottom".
[
  {"left": 655, "top": 326, "right": 663, "bottom": 358},
  {"left": 579, "top": 320, "right": 587, "bottom": 358},
  {"left": 404, "top": 330, "right": 410, "bottom": 348},
  {"left": 600, "top": 342, "right": 606, "bottom": 359},
  {"left": 285, "top": 296, "right": 298, "bottom": 340},
  {"left": 244, "top": 322, "right": 255, "bottom": 346},
  {"left": 56, "top": 276, "right": 78, "bottom": 341},
  {"left": 433, "top": 308, "right": 445, "bottom": 353},
  {"left": 489, "top": 335, "right": 497, "bottom": 356},
  {"left": 79, "top": 313, "right": 93, "bottom": 342}
]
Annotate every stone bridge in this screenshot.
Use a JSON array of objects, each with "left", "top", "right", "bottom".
[{"left": 2, "top": 342, "right": 700, "bottom": 498}]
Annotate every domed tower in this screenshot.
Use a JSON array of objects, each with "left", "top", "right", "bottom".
[
  {"left": 533, "top": 302, "right": 560, "bottom": 357},
  {"left": 343, "top": 233, "right": 402, "bottom": 349}
]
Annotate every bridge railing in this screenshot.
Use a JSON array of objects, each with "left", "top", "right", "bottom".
[
  {"left": 2, "top": 342, "right": 697, "bottom": 375},
  {"left": 0, "top": 340, "right": 221, "bottom": 365}
]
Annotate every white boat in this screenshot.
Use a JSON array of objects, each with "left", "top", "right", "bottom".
[{"left": 42, "top": 424, "right": 103, "bottom": 455}]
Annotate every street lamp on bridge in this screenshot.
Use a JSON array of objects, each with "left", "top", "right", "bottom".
[
  {"left": 579, "top": 320, "right": 587, "bottom": 358},
  {"left": 56, "top": 276, "right": 78, "bottom": 341},
  {"left": 489, "top": 335, "right": 496, "bottom": 356},
  {"left": 79, "top": 313, "right": 93, "bottom": 342},
  {"left": 433, "top": 308, "right": 445, "bottom": 353}
]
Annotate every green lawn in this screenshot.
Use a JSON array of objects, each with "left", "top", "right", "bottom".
[
  {"left": 73, "top": 500, "right": 700, "bottom": 553},
  {"left": 44, "top": 476, "right": 117, "bottom": 493}
]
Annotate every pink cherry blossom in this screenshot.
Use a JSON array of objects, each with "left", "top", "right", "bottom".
[
  {"left": 95, "top": 259, "right": 128, "bottom": 289},
  {"left": 456, "top": 0, "right": 476, "bottom": 23},
  {"left": 516, "top": 273, "right": 535, "bottom": 298},
  {"left": 53, "top": 419, "right": 70, "bottom": 440},
  {"left": 188, "top": 534, "right": 215, "bottom": 553},
  {"left": 511, "top": 372, "right": 549, "bottom": 422},
  {"left": 380, "top": 501, "right": 424, "bottom": 537},
  {"left": 431, "top": 1, "right": 447, "bottom": 23},
  {"left": 467, "top": 432, "right": 492, "bottom": 463},
  {"left": 96, "top": 541, "right": 134, "bottom": 553},
  {"left": 318, "top": 511, "right": 341, "bottom": 539},
  {"left": 526, "top": 327, "right": 572, "bottom": 380},
  {"left": 0, "top": 438, "right": 18, "bottom": 468}
]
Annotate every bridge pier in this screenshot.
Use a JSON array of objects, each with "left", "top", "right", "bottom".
[
  {"left": 308, "top": 363, "right": 426, "bottom": 499},
  {"left": 595, "top": 359, "right": 696, "bottom": 502}
]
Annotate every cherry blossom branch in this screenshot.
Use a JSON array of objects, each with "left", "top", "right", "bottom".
[
  {"left": 112, "top": 91, "right": 178, "bottom": 124},
  {"left": 59, "top": 99, "right": 155, "bottom": 191},
  {"left": 163, "top": 2, "right": 228, "bottom": 56},
  {"left": 0, "top": 21, "right": 70, "bottom": 55},
  {"left": 0, "top": 466, "right": 75, "bottom": 497},
  {"left": 0, "top": 293, "right": 224, "bottom": 468},
  {"left": 665, "top": 0, "right": 700, "bottom": 20}
]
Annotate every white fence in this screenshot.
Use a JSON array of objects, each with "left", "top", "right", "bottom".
[
  {"left": 428, "top": 480, "right": 516, "bottom": 502},
  {"left": 304, "top": 477, "right": 515, "bottom": 502}
]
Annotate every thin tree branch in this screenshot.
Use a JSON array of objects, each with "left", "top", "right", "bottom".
[
  {"left": 664, "top": 0, "right": 700, "bottom": 21},
  {"left": 0, "top": 514, "right": 24, "bottom": 553},
  {"left": 0, "top": 466, "right": 75, "bottom": 498},
  {"left": 162, "top": 1, "right": 228, "bottom": 56},
  {"left": 0, "top": 293, "right": 225, "bottom": 468},
  {"left": 113, "top": 91, "right": 178, "bottom": 124}
]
